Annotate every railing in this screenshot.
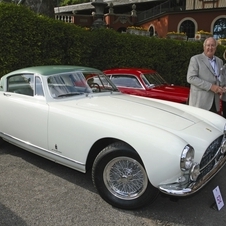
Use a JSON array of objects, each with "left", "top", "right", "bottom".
[
  {"left": 55, "top": 14, "right": 74, "bottom": 23},
  {"left": 137, "top": 0, "right": 171, "bottom": 23}
]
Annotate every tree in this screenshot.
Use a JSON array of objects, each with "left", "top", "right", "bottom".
[
  {"left": 0, "top": 0, "right": 14, "bottom": 2},
  {"left": 60, "top": 0, "right": 91, "bottom": 6},
  {"left": 17, "top": 0, "right": 26, "bottom": 4},
  {"left": 1, "top": 0, "right": 59, "bottom": 18}
]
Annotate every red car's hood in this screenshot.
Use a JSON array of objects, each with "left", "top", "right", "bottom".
[
  {"left": 152, "top": 84, "right": 189, "bottom": 95},
  {"left": 118, "top": 84, "right": 190, "bottom": 103}
]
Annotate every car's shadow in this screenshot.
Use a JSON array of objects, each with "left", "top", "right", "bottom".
[
  {"left": 1, "top": 142, "right": 226, "bottom": 226},
  {"left": 0, "top": 141, "right": 95, "bottom": 192},
  {"left": 0, "top": 203, "right": 28, "bottom": 226}
]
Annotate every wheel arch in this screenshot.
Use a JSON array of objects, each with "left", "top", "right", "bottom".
[
  {"left": 91, "top": 140, "right": 159, "bottom": 209},
  {"left": 85, "top": 138, "right": 140, "bottom": 171}
]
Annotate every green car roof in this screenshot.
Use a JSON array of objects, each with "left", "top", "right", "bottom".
[{"left": 5, "top": 65, "right": 102, "bottom": 76}]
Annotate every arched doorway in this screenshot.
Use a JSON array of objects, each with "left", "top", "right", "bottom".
[
  {"left": 149, "top": 26, "right": 154, "bottom": 37},
  {"left": 179, "top": 20, "right": 195, "bottom": 38}
]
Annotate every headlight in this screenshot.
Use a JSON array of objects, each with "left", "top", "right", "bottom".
[{"left": 180, "top": 145, "right": 194, "bottom": 171}]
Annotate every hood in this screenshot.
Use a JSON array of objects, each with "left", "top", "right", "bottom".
[
  {"left": 152, "top": 84, "right": 189, "bottom": 97},
  {"left": 58, "top": 93, "right": 198, "bottom": 131}
]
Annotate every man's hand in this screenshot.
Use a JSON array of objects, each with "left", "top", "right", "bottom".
[{"left": 211, "top": 84, "right": 224, "bottom": 94}]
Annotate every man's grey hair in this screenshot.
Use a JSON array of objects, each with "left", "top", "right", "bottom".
[{"left": 203, "top": 37, "right": 218, "bottom": 47}]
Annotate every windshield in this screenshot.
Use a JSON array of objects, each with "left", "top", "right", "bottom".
[
  {"left": 141, "top": 72, "right": 168, "bottom": 87},
  {"left": 47, "top": 71, "right": 118, "bottom": 98}
]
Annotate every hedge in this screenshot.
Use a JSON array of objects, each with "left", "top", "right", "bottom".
[{"left": 0, "top": 3, "right": 225, "bottom": 86}]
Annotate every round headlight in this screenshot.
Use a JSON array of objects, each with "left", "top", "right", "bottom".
[{"left": 180, "top": 145, "right": 194, "bottom": 171}]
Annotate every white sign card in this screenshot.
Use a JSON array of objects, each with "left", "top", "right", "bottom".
[{"left": 212, "top": 186, "right": 224, "bottom": 211}]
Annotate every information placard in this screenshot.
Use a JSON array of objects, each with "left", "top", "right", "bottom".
[{"left": 213, "top": 186, "right": 224, "bottom": 211}]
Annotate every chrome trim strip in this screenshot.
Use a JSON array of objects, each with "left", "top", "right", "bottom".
[
  {"left": 0, "top": 132, "right": 85, "bottom": 167},
  {"left": 200, "top": 147, "right": 222, "bottom": 170},
  {"left": 200, "top": 135, "right": 225, "bottom": 169}
]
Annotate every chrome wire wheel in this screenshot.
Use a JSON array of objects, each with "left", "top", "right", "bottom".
[
  {"left": 103, "top": 156, "right": 148, "bottom": 200},
  {"left": 92, "top": 142, "right": 159, "bottom": 209}
]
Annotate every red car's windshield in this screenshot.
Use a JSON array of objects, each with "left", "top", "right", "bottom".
[{"left": 141, "top": 73, "right": 168, "bottom": 87}]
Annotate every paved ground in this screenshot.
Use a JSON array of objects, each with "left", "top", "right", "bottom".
[{"left": 0, "top": 141, "right": 226, "bottom": 226}]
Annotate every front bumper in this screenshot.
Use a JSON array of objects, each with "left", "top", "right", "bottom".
[{"left": 159, "top": 143, "right": 226, "bottom": 196}]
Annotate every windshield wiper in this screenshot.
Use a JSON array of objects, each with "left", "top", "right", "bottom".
[{"left": 57, "top": 92, "right": 83, "bottom": 97}]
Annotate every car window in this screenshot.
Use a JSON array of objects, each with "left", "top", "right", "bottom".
[
  {"left": 47, "top": 71, "right": 117, "bottom": 98},
  {"left": 86, "top": 73, "right": 115, "bottom": 91},
  {"left": 47, "top": 72, "right": 88, "bottom": 98},
  {"left": 141, "top": 75, "right": 153, "bottom": 87},
  {"left": 7, "top": 74, "right": 34, "bottom": 96},
  {"left": 142, "top": 73, "right": 168, "bottom": 86},
  {"left": 111, "top": 75, "right": 142, "bottom": 88}
]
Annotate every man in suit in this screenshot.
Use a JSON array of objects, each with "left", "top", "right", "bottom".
[{"left": 187, "top": 37, "right": 224, "bottom": 113}]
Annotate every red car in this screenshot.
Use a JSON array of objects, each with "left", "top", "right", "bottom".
[{"left": 103, "top": 68, "right": 190, "bottom": 104}]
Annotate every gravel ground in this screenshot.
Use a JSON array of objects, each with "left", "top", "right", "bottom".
[{"left": 0, "top": 141, "right": 226, "bottom": 226}]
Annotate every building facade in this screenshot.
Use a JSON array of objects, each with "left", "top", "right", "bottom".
[{"left": 55, "top": 0, "right": 226, "bottom": 40}]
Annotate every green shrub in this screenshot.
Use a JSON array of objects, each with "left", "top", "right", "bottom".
[{"left": 0, "top": 3, "right": 225, "bottom": 87}]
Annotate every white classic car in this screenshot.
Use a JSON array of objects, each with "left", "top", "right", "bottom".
[{"left": 0, "top": 65, "right": 226, "bottom": 210}]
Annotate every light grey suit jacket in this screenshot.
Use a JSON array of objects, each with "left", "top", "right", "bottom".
[
  {"left": 187, "top": 53, "right": 223, "bottom": 112},
  {"left": 220, "top": 64, "right": 226, "bottom": 101}
]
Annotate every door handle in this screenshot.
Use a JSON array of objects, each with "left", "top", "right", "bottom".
[{"left": 3, "top": 93, "right": 11, "bottom": 96}]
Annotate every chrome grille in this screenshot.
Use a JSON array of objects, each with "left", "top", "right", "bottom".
[{"left": 198, "top": 135, "right": 224, "bottom": 180}]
